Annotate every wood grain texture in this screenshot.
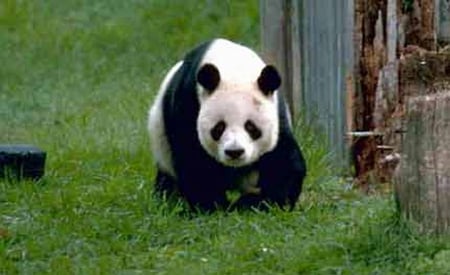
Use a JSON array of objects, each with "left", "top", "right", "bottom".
[{"left": 396, "top": 91, "right": 450, "bottom": 234}]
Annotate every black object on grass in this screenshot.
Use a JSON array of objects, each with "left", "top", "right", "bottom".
[{"left": 0, "top": 145, "right": 46, "bottom": 181}]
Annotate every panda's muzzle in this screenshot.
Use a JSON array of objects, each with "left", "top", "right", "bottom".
[{"left": 225, "top": 148, "right": 245, "bottom": 159}]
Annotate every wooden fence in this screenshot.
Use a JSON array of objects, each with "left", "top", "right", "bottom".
[
  {"left": 260, "top": 0, "right": 354, "bottom": 167},
  {"left": 261, "top": 0, "right": 450, "bottom": 176}
]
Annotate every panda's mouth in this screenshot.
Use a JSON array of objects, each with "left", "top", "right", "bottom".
[
  {"left": 220, "top": 150, "right": 245, "bottom": 167},
  {"left": 221, "top": 156, "right": 253, "bottom": 167},
  {"left": 223, "top": 159, "right": 245, "bottom": 167}
]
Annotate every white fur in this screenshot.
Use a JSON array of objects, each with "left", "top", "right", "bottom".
[
  {"left": 197, "top": 90, "right": 279, "bottom": 167},
  {"left": 196, "top": 39, "right": 279, "bottom": 167},
  {"left": 148, "top": 61, "right": 183, "bottom": 178}
]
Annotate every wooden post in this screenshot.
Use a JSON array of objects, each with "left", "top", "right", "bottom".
[
  {"left": 396, "top": 92, "right": 450, "bottom": 234},
  {"left": 395, "top": 52, "right": 450, "bottom": 234}
]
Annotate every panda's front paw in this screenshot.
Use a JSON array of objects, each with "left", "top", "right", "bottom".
[
  {"left": 229, "top": 194, "right": 269, "bottom": 212},
  {"left": 188, "top": 197, "right": 230, "bottom": 214}
]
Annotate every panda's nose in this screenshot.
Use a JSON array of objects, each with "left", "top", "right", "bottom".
[{"left": 225, "top": 148, "right": 244, "bottom": 159}]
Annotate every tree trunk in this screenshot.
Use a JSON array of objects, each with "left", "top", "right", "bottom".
[
  {"left": 396, "top": 92, "right": 450, "bottom": 234},
  {"left": 353, "top": 0, "right": 387, "bottom": 187},
  {"left": 403, "top": 0, "right": 437, "bottom": 50},
  {"left": 395, "top": 52, "right": 450, "bottom": 234}
]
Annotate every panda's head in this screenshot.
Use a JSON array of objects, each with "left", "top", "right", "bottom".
[{"left": 196, "top": 63, "right": 281, "bottom": 167}]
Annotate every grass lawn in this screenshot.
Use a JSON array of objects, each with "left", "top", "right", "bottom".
[{"left": 1, "top": 1, "right": 450, "bottom": 274}]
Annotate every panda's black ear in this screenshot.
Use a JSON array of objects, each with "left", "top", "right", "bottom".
[
  {"left": 197, "top": 63, "right": 221, "bottom": 92},
  {"left": 257, "top": 65, "right": 281, "bottom": 96}
]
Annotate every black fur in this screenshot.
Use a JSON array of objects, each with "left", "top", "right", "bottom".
[
  {"left": 197, "top": 63, "right": 220, "bottom": 92},
  {"left": 156, "top": 39, "right": 306, "bottom": 212},
  {"left": 257, "top": 65, "right": 281, "bottom": 95}
]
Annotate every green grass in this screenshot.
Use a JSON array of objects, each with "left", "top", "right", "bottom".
[{"left": 1, "top": 0, "right": 450, "bottom": 274}]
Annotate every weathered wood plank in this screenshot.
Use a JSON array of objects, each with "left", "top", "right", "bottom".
[
  {"left": 437, "top": 0, "right": 450, "bottom": 43},
  {"left": 396, "top": 91, "right": 450, "bottom": 234},
  {"left": 395, "top": 52, "right": 450, "bottom": 234},
  {"left": 261, "top": 0, "right": 354, "bottom": 167},
  {"left": 352, "top": 0, "right": 387, "bottom": 186},
  {"left": 260, "top": 0, "right": 303, "bottom": 118}
]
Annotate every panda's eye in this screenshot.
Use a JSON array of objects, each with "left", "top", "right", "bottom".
[
  {"left": 210, "top": 120, "right": 226, "bottom": 141},
  {"left": 245, "top": 120, "right": 262, "bottom": 140}
]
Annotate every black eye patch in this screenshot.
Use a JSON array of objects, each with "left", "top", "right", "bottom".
[
  {"left": 245, "top": 120, "right": 262, "bottom": 140},
  {"left": 210, "top": 121, "right": 226, "bottom": 141}
]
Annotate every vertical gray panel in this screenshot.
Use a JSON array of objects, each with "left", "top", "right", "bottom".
[
  {"left": 334, "top": 0, "right": 342, "bottom": 154},
  {"left": 299, "top": 0, "right": 354, "bottom": 166},
  {"left": 260, "top": 0, "right": 355, "bottom": 168},
  {"left": 291, "top": 1, "right": 303, "bottom": 115},
  {"left": 260, "top": 0, "right": 300, "bottom": 116},
  {"left": 260, "top": 0, "right": 283, "bottom": 63},
  {"left": 438, "top": 0, "right": 450, "bottom": 42}
]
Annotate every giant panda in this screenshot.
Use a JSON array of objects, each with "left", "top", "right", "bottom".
[{"left": 148, "top": 38, "right": 306, "bottom": 212}]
